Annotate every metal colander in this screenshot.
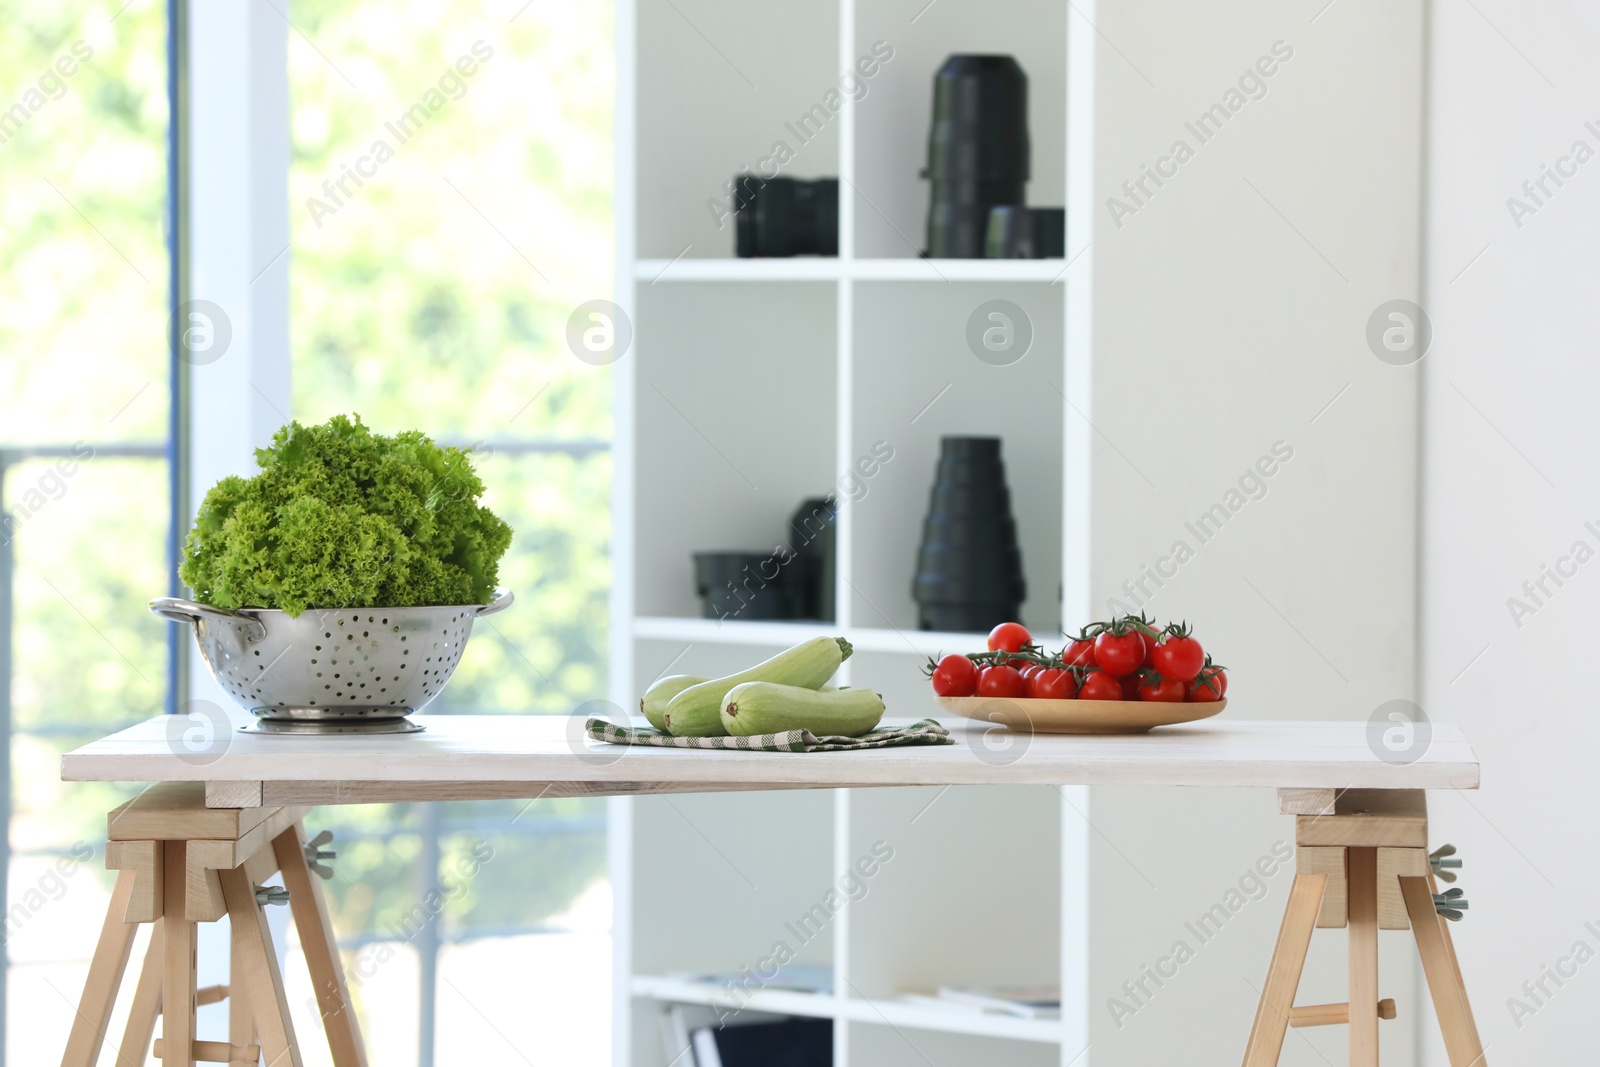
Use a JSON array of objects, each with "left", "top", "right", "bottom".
[{"left": 151, "top": 590, "right": 513, "bottom": 733}]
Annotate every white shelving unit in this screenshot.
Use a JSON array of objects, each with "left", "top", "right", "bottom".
[
  {"left": 611, "top": 1, "right": 1095, "bottom": 1064},
  {"left": 632, "top": 974, "right": 1067, "bottom": 1043},
  {"left": 632, "top": 616, "right": 1003, "bottom": 658},
  {"left": 635, "top": 258, "right": 1074, "bottom": 282}
]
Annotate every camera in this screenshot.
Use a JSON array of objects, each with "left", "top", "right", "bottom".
[{"left": 733, "top": 176, "right": 839, "bottom": 257}]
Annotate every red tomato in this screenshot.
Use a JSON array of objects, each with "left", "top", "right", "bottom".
[
  {"left": 976, "top": 664, "right": 1026, "bottom": 698},
  {"left": 1062, "top": 638, "right": 1096, "bottom": 669},
  {"left": 987, "top": 622, "right": 1032, "bottom": 654},
  {"left": 1016, "top": 662, "right": 1043, "bottom": 682},
  {"left": 929, "top": 654, "right": 978, "bottom": 697},
  {"left": 1029, "top": 668, "right": 1078, "bottom": 700},
  {"left": 1187, "top": 668, "right": 1228, "bottom": 702},
  {"left": 1093, "top": 630, "right": 1145, "bottom": 677},
  {"left": 1120, "top": 674, "right": 1142, "bottom": 700},
  {"left": 1140, "top": 632, "right": 1160, "bottom": 670},
  {"left": 1138, "top": 676, "right": 1188, "bottom": 702},
  {"left": 1153, "top": 635, "right": 1205, "bottom": 683},
  {"left": 1077, "top": 671, "right": 1123, "bottom": 701}
]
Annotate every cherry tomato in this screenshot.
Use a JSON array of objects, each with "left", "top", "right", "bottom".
[
  {"left": 1029, "top": 668, "right": 1078, "bottom": 700},
  {"left": 976, "top": 664, "right": 1026, "bottom": 698},
  {"left": 1187, "top": 668, "right": 1228, "bottom": 702},
  {"left": 1016, "top": 661, "right": 1043, "bottom": 682},
  {"left": 987, "top": 622, "right": 1032, "bottom": 654},
  {"left": 929, "top": 654, "right": 978, "bottom": 697},
  {"left": 1153, "top": 635, "right": 1205, "bottom": 683},
  {"left": 1062, "top": 638, "right": 1096, "bottom": 669},
  {"left": 1138, "top": 676, "right": 1188, "bottom": 702},
  {"left": 1140, "top": 631, "right": 1160, "bottom": 670},
  {"left": 1120, "top": 674, "right": 1143, "bottom": 700},
  {"left": 1078, "top": 671, "right": 1123, "bottom": 700},
  {"left": 1093, "top": 630, "right": 1145, "bottom": 677}
]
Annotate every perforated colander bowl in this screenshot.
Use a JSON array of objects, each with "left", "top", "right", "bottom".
[{"left": 151, "top": 590, "right": 512, "bottom": 731}]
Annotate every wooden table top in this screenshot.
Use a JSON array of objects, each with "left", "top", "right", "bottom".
[{"left": 60, "top": 714, "right": 1480, "bottom": 807}]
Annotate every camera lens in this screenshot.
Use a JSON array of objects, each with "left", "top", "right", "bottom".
[
  {"left": 733, "top": 176, "right": 839, "bottom": 257},
  {"left": 924, "top": 55, "right": 1030, "bottom": 258},
  {"left": 985, "top": 206, "right": 1065, "bottom": 259}
]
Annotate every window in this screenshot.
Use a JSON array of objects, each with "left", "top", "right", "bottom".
[
  {"left": 286, "top": 1, "right": 615, "bottom": 1063},
  {"left": 0, "top": 0, "right": 173, "bottom": 1060},
  {"left": 4, "top": 0, "right": 616, "bottom": 1062}
]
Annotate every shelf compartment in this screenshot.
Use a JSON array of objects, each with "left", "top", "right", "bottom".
[
  {"left": 850, "top": 282, "right": 1064, "bottom": 635},
  {"left": 846, "top": 786, "right": 1061, "bottom": 1000},
  {"left": 628, "top": 787, "right": 836, "bottom": 977},
  {"left": 636, "top": 0, "right": 840, "bottom": 259},
  {"left": 633, "top": 282, "right": 836, "bottom": 620},
  {"left": 851, "top": 0, "right": 1067, "bottom": 259}
]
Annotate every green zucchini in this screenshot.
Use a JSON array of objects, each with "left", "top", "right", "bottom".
[
  {"left": 663, "top": 636, "right": 852, "bottom": 736},
  {"left": 721, "top": 682, "right": 885, "bottom": 737},
  {"left": 640, "top": 674, "right": 708, "bottom": 731}
]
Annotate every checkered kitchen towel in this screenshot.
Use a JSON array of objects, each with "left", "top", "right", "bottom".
[{"left": 585, "top": 717, "right": 952, "bottom": 752}]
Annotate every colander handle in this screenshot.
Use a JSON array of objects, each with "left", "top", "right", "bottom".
[
  {"left": 149, "top": 598, "right": 268, "bottom": 640},
  {"left": 475, "top": 589, "right": 515, "bottom": 617}
]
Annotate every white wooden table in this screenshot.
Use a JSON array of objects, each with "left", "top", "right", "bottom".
[
  {"left": 59, "top": 716, "right": 1485, "bottom": 1067},
  {"left": 62, "top": 715, "right": 1479, "bottom": 808}
]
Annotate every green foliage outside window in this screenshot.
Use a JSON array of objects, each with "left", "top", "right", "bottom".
[{"left": 1, "top": 0, "right": 615, "bottom": 986}]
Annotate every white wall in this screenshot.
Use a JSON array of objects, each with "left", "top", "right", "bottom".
[
  {"left": 1421, "top": 2, "right": 1600, "bottom": 1062},
  {"left": 1086, "top": 1, "right": 1426, "bottom": 1063}
]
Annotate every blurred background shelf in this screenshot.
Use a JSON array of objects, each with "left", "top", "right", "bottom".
[
  {"left": 844, "top": 999, "right": 1065, "bottom": 1044},
  {"left": 631, "top": 975, "right": 1067, "bottom": 1044},
  {"left": 850, "top": 258, "right": 1068, "bottom": 282},
  {"left": 634, "top": 258, "right": 1070, "bottom": 283},
  {"left": 631, "top": 975, "right": 839, "bottom": 1021},
  {"left": 632, "top": 617, "right": 997, "bottom": 658},
  {"left": 634, "top": 258, "right": 844, "bottom": 281}
]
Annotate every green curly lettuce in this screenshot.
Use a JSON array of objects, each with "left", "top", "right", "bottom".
[{"left": 179, "top": 414, "right": 512, "bottom": 616}]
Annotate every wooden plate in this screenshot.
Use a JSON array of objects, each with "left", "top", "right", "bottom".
[{"left": 937, "top": 696, "right": 1226, "bottom": 734}]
